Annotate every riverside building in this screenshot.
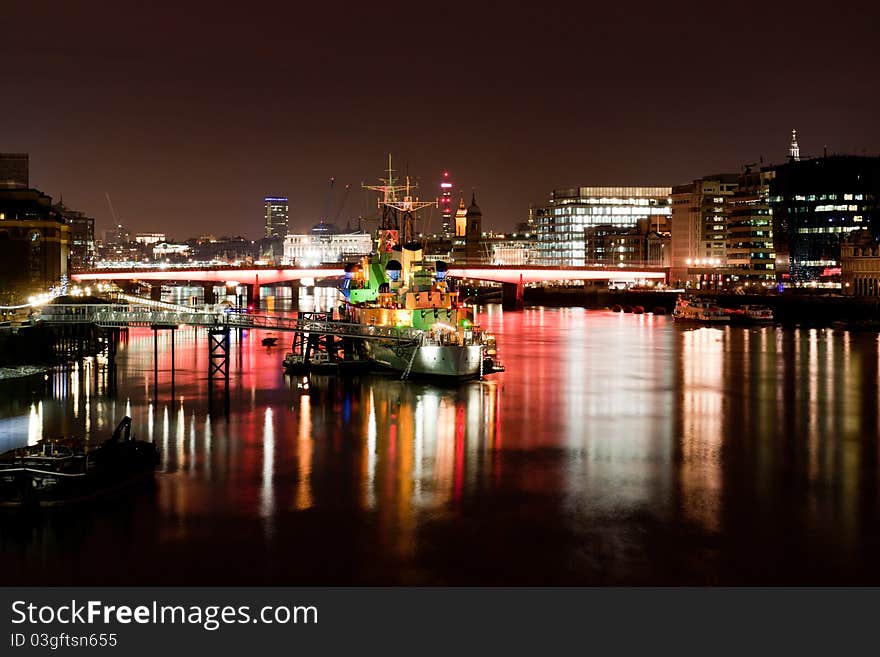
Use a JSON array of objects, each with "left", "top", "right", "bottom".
[
  {"left": 55, "top": 203, "right": 96, "bottom": 272},
  {"left": 769, "top": 155, "right": 880, "bottom": 282},
  {"left": 535, "top": 187, "right": 671, "bottom": 266},
  {"left": 0, "top": 186, "right": 69, "bottom": 303},
  {"left": 840, "top": 229, "right": 880, "bottom": 296},
  {"left": 725, "top": 167, "right": 776, "bottom": 284},
  {"left": 282, "top": 231, "right": 373, "bottom": 266},
  {"left": 669, "top": 174, "right": 738, "bottom": 285}
]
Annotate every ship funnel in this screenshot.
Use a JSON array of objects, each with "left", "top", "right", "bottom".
[
  {"left": 402, "top": 242, "right": 423, "bottom": 275},
  {"left": 385, "top": 259, "right": 403, "bottom": 282}
]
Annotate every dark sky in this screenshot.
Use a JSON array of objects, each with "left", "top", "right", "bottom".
[{"left": 2, "top": 1, "right": 879, "bottom": 237}]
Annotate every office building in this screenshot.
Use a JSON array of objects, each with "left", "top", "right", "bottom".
[
  {"left": 535, "top": 187, "right": 671, "bottom": 266},
  {"left": 55, "top": 203, "right": 96, "bottom": 272},
  {"left": 725, "top": 167, "right": 776, "bottom": 283},
  {"left": 103, "top": 224, "right": 131, "bottom": 246},
  {"left": 264, "top": 196, "right": 289, "bottom": 238},
  {"left": 135, "top": 232, "right": 167, "bottom": 245},
  {"left": 283, "top": 231, "right": 373, "bottom": 267},
  {"left": 770, "top": 155, "right": 880, "bottom": 281},
  {"left": 669, "top": 174, "right": 738, "bottom": 283},
  {"left": 439, "top": 171, "right": 454, "bottom": 236}
]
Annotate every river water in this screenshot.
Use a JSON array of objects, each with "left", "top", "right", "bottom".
[{"left": 3, "top": 304, "right": 880, "bottom": 585}]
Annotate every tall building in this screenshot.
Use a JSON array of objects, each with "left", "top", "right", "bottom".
[
  {"left": 439, "top": 171, "right": 454, "bottom": 236},
  {"left": 769, "top": 155, "right": 880, "bottom": 281},
  {"left": 55, "top": 203, "right": 96, "bottom": 272},
  {"left": 465, "top": 193, "right": 483, "bottom": 264},
  {"left": 264, "top": 196, "right": 289, "bottom": 238},
  {"left": 0, "top": 153, "right": 28, "bottom": 189},
  {"left": 669, "top": 174, "right": 738, "bottom": 283},
  {"left": 535, "top": 187, "right": 671, "bottom": 266},
  {"left": 0, "top": 186, "right": 69, "bottom": 302},
  {"left": 725, "top": 167, "right": 776, "bottom": 284}
]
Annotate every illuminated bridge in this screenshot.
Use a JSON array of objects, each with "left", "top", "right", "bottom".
[
  {"left": 72, "top": 264, "right": 668, "bottom": 307},
  {"left": 72, "top": 264, "right": 666, "bottom": 285}
]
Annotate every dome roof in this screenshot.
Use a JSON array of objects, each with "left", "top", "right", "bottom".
[{"left": 466, "top": 192, "right": 482, "bottom": 217}]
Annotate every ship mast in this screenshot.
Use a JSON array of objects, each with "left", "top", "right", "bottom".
[{"left": 363, "top": 153, "right": 436, "bottom": 246}]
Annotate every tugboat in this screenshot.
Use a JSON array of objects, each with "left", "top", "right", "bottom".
[
  {"left": 672, "top": 296, "right": 732, "bottom": 324},
  {"left": 0, "top": 417, "right": 158, "bottom": 507}
]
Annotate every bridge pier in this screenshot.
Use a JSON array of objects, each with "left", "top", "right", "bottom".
[
  {"left": 203, "top": 283, "right": 216, "bottom": 305},
  {"left": 245, "top": 284, "right": 258, "bottom": 311},
  {"left": 501, "top": 279, "right": 524, "bottom": 310},
  {"left": 208, "top": 326, "right": 230, "bottom": 415},
  {"left": 150, "top": 285, "right": 162, "bottom": 302}
]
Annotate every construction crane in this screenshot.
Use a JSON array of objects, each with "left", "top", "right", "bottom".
[
  {"left": 105, "top": 193, "right": 121, "bottom": 226},
  {"left": 332, "top": 183, "right": 352, "bottom": 228},
  {"left": 320, "top": 177, "right": 336, "bottom": 227}
]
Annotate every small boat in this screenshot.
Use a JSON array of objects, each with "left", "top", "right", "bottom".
[
  {"left": 0, "top": 417, "right": 158, "bottom": 507},
  {"left": 282, "top": 351, "right": 339, "bottom": 374},
  {"left": 482, "top": 356, "right": 506, "bottom": 374},
  {"left": 283, "top": 352, "right": 308, "bottom": 373},
  {"left": 672, "top": 296, "right": 731, "bottom": 324},
  {"left": 308, "top": 351, "right": 339, "bottom": 374},
  {"left": 734, "top": 305, "right": 774, "bottom": 324},
  {"left": 261, "top": 336, "right": 279, "bottom": 347}
]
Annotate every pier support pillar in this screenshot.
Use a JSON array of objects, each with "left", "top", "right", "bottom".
[
  {"left": 245, "top": 284, "right": 258, "bottom": 311},
  {"left": 501, "top": 278, "right": 524, "bottom": 310},
  {"left": 203, "top": 283, "right": 216, "bottom": 305},
  {"left": 150, "top": 285, "right": 162, "bottom": 302},
  {"left": 208, "top": 327, "right": 230, "bottom": 415}
]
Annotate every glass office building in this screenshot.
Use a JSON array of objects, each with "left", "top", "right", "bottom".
[
  {"left": 264, "top": 196, "right": 289, "bottom": 239},
  {"left": 769, "top": 156, "right": 880, "bottom": 281},
  {"left": 536, "top": 187, "right": 671, "bottom": 266}
]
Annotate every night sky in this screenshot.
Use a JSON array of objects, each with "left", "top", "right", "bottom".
[{"left": 3, "top": 1, "right": 879, "bottom": 237}]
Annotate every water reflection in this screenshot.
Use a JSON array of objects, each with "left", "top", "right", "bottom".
[{"left": 3, "top": 308, "right": 880, "bottom": 584}]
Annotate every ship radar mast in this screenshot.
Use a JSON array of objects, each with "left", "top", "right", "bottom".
[{"left": 363, "top": 153, "right": 436, "bottom": 246}]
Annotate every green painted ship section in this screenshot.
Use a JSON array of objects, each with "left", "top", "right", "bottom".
[
  {"left": 347, "top": 255, "right": 388, "bottom": 303},
  {"left": 349, "top": 288, "right": 378, "bottom": 303}
]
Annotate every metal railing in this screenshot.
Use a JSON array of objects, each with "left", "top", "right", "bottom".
[{"left": 36, "top": 304, "right": 423, "bottom": 343}]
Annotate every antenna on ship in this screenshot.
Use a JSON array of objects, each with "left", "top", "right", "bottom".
[{"left": 363, "top": 153, "right": 436, "bottom": 246}]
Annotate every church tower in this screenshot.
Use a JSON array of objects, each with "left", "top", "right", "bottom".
[
  {"left": 454, "top": 196, "right": 467, "bottom": 237},
  {"left": 465, "top": 192, "right": 483, "bottom": 263},
  {"left": 789, "top": 128, "right": 800, "bottom": 161}
]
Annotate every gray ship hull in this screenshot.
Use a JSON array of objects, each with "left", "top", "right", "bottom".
[{"left": 364, "top": 341, "right": 484, "bottom": 379}]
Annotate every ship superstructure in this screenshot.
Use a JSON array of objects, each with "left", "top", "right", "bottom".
[{"left": 336, "top": 156, "right": 501, "bottom": 379}]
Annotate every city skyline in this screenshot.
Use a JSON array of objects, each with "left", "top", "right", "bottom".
[{"left": 2, "top": 2, "right": 879, "bottom": 237}]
